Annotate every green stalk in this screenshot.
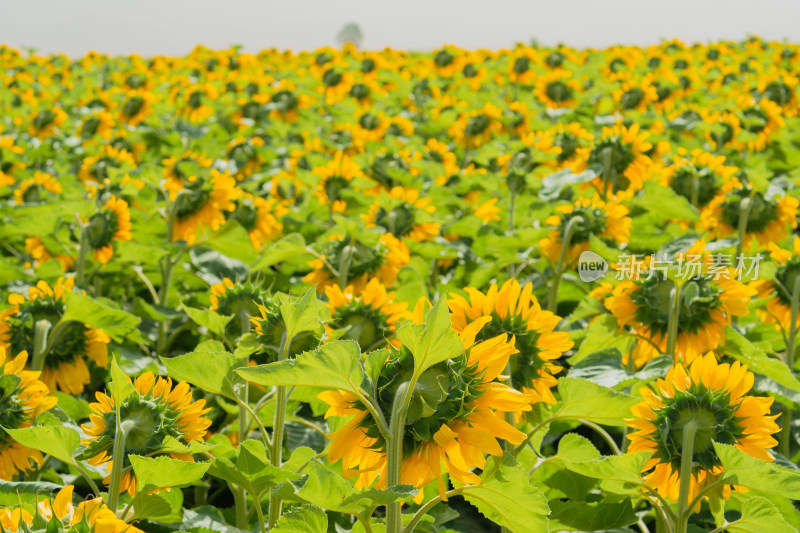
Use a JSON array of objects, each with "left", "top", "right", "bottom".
[
  {"left": 780, "top": 276, "right": 800, "bottom": 456},
  {"left": 254, "top": 496, "right": 268, "bottom": 533},
  {"left": 107, "top": 419, "right": 135, "bottom": 513},
  {"left": 337, "top": 236, "right": 355, "bottom": 289},
  {"left": 735, "top": 197, "right": 752, "bottom": 261},
  {"left": 233, "top": 379, "right": 250, "bottom": 529},
  {"left": 386, "top": 381, "right": 412, "bottom": 533},
  {"left": 675, "top": 420, "right": 699, "bottom": 533},
  {"left": 75, "top": 219, "right": 89, "bottom": 287},
  {"left": 31, "top": 319, "right": 51, "bottom": 372},
  {"left": 547, "top": 216, "right": 582, "bottom": 313},
  {"left": 267, "top": 333, "right": 291, "bottom": 529},
  {"left": 666, "top": 284, "right": 681, "bottom": 362},
  {"left": 508, "top": 190, "right": 517, "bottom": 234},
  {"left": 690, "top": 173, "right": 699, "bottom": 208}
]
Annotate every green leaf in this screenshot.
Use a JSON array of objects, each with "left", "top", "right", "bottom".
[
  {"left": 182, "top": 303, "right": 233, "bottom": 337},
  {"left": 202, "top": 220, "right": 259, "bottom": 265},
  {"left": 161, "top": 340, "right": 241, "bottom": 400},
  {"left": 538, "top": 169, "right": 597, "bottom": 200},
  {"left": 568, "top": 351, "right": 672, "bottom": 390},
  {"left": 714, "top": 442, "right": 800, "bottom": 499},
  {"left": 109, "top": 357, "right": 135, "bottom": 406},
  {"left": 569, "top": 314, "right": 635, "bottom": 365},
  {"left": 461, "top": 456, "right": 550, "bottom": 533},
  {"left": 395, "top": 298, "right": 462, "bottom": 377},
  {"left": 725, "top": 495, "right": 796, "bottom": 533},
  {"left": 62, "top": 291, "right": 140, "bottom": 342},
  {"left": 633, "top": 181, "right": 699, "bottom": 223},
  {"left": 561, "top": 451, "right": 651, "bottom": 487},
  {"left": 234, "top": 332, "right": 261, "bottom": 359},
  {"left": 721, "top": 326, "right": 800, "bottom": 394},
  {"left": 129, "top": 455, "right": 210, "bottom": 493},
  {"left": 237, "top": 340, "right": 364, "bottom": 395},
  {"left": 0, "top": 481, "right": 61, "bottom": 506},
  {"left": 529, "top": 434, "right": 600, "bottom": 501},
  {"left": 128, "top": 492, "right": 175, "bottom": 521},
  {"left": 556, "top": 377, "right": 639, "bottom": 426},
  {"left": 159, "top": 435, "right": 217, "bottom": 455},
  {"left": 548, "top": 499, "right": 638, "bottom": 532},
  {"left": 252, "top": 233, "right": 309, "bottom": 270},
  {"left": 5, "top": 425, "right": 80, "bottom": 465},
  {"left": 272, "top": 504, "right": 328, "bottom": 533},
  {"left": 280, "top": 287, "right": 322, "bottom": 339},
  {"left": 207, "top": 439, "right": 297, "bottom": 498}
]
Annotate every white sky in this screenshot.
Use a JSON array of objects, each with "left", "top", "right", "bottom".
[{"left": 2, "top": 0, "right": 799, "bottom": 57}]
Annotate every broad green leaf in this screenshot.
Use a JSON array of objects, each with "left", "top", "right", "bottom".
[
  {"left": 161, "top": 340, "right": 241, "bottom": 400},
  {"left": 272, "top": 504, "right": 328, "bottom": 533},
  {"left": 568, "top": 351, "right": 672, "bottom": 390},
  {"left": 530, "top": 434, "right": 600, "bottom": 501},
  {"left": 207, "top": 439, "right": 297, "bottom": 497},
  {"left": 182, "top": 303, "right": 233, "bottom": 337},
  {"left": 721, "top": 326, "right": 800, "bottom": 394},
  {"left": 561, "top": 451, "right": 650, "bottom": 487},
  {"left": 62, "top": 291, "right": 140, "bottom": 342},
  {"left": 570, "top": 314, "right": 635, "bottom": 365},
  {"left": 461, "top": 457, "right": 549, "bottom": 533},
  {"left": 159, "top": 435, "right": 217, "bottom": 454},
  {"left": 202, "top": 220, "right": 259, "bottom": 265},
  {"left": 633, "top": 181, "right": 699, "bottom": 223},
  {"left": 280, "top": 287, "right": 322, "bottom": 339},
  {"left": 538, "top": 169, "right": 597, "bottom": 200},
  {"left": 556, "top": 377, "right": 639, "bottom": 426},
  {"left": 128, "top": 492, "right": 174, "bottom": 521},
  {"left": 548, "top": 499, "right": 638, "bottom": 532},
  {"left": 252, "top": 233, "right": 309, "bottom": 270},
  {"left": 395, "top": 298, "right": 462, "bottom": 377},
  {"left": 234, "top": 332, "right": 261, "bottom": 359},
  {"left": 129, "top": 455, "right": 210, "bottom": 493},
  {"left": 6, "top": 425, "right": 80, "bottom": 465},
  {"left": 237, "top": 340, "right": 364, "bottom": 395},
  {"left": 725, "top": 495, "right": 796, "bottom": 533},
  {"left": 0, "top": 481, "right": 61, "bottom": 506},
  {"left": 109, "top": 357, "right": 135, "bottom": 406},
  {"left": 714, "top": 442, "right": 800, "bottom": 499}
]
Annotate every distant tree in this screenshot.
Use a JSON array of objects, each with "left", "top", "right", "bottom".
[{"left": 337, "top": 23, "right": 363, "bottom": 49}]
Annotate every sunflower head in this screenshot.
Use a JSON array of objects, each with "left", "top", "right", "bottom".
[
  {"left": 362, "top": 186, "right": 439, "bottom": 243},
  {"left": 626, "top": 353, "right": 779, "bottom": 505},
  {"left": 587, "top": 123, "right": 651, "bottom": 197},
  {"left": 171, "top": 169, "right": 241, "bottom": 244},
  {"left": 86, "top": 196, "right": 132, "bottom": 265},
  {"left": 81, "top": 372, "right": 212, "bottom": 496}
]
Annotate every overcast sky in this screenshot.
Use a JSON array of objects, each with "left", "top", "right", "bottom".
[{"left": 2, "top": 0, "right": 800, "bottom": 57}]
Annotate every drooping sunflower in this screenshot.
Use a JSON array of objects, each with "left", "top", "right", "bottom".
[
  {"left": 658, "top": 148, "right": 737, "bottom": 208},
  {"left": 81, "top": 372, "right": 212, "bottom": 496},
  {"left": 312, "top": 152, "right": 368, "bottom": 216},
  {"left": 0, "top": 347, "right": 57, "bottom": 480},
  {"left": 209, "top": 277, "right": 270, "bottom": 337},
  {"left": 162, "top": 151, "right": 214, "bottom": 199},
  {"left": 319, "top": 309, "right": 531, "bottom": 500},
  {"left": 229, "top": 194, "right": 287, "bottom": 250},
  {"left": 324, "top": 278, "right": 411, "bottom": 351},
  {"left": 547, "top": 122, "right": 593, "bottom": 172},
  {"left": 734, "top": 95, "right": 785, "bottom": 152},
  {"left": 699, "top": 177, "right": 799, "bottom": 250},
  {"left": 27, "top": 107, "right": 68, "bottom": 139},
  {"left": 304, "top": 232, "right": 410, "bottom": 293},
  {"left": 0, "top": 278, "right": 110, "bottom": 394},
  {"left": 85, "top": 196, "right": 132, "bottom": 265},
  {"left": 751, "top": 237, "right": 800, "bottom": 333},
  {"left": 626, "top": 353, "right": 779, "bottom": 507},
  {"left": 586, "top": 123, "right": 652, "bottom": 198},
  {"left": 538, "top": 196, "right": 631, "bottom": 265},
  {"left": 171, "top": 169, "right": 242, "bottom": 244},
  {"left": 448, "top": 279, "right": 574, "bottom": 405},
  {"left": 605, "top": 240, "right": 756, "bottom": 368},
  {"left": 77, "top": 145, "right": 137, "bottom": 184},
  {"left": 361, "top": 186, "right": 440, "bottom": 243},
  {"left": 534, "top": 69, "right": 582, "bottom": 109},
  {"left": 13, "top": 171, "right": 62, "bottom": 205},
  {"left": 227, "top": 136, "right": 266, "bottom": 180}
]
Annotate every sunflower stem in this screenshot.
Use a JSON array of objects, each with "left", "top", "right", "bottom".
[
  {"left": 267, "top": 331, "right": 291, "bottom": 529},
  {"left": 386, "top": 381, "right": 412, "bottom": 533},
  {"left": 780, "top": 276, "right": 800, "bottom": 456},
  {"left": 107, "top": 419, "right": 135, "bottom": 513},
  {"left": 337, "top": 235, "right": 355, "bottom": 289},
  {"left": 675, "top": 420, "right": 699, "bottom": 533},
  {"left": 547, "top": 216, "right": 582, "bottom": 313},
  {"left": 735, "top": 197, "right": 752, "bottom": 261},
  {"left": 234, "top": 380, "right": 249, "bottom": 528},
  {"left": 254, "top": 494, "right": 268, "bottom": 533},
  {"left": 75, "top": 217, "right": 89, "bottom": 287},
  {"left": 666, "top": 284, "right": 681, "bottom": 362},
  {"left": 31, "top": 319, "right": 51, "bottom": 372}
]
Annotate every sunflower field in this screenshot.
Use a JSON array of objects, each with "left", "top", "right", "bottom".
[{"left": 1, "top": 37, "right": 800, "bottom": 533}]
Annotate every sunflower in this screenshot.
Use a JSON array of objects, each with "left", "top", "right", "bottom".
[
  {"left": 304, "top": 232, "right": 410, "bottom": 293},
  {"left": 532, "top": 69, "right": 577, "bottom": 110},
  {"left": 79, "top": 109, "right": 115, "bottom": 141},
  {"left": 312, "top": 152, "right": 367, "bottom": 216},
  {"left": 229, "top": 194, "right": 287, "bottom": 250},
  {"left": 178, "top": 83, "right": 219, "bottom": 123},
  {"left": 586, "top": 123, "right": 652, "bottom": 198},
  {"left": 227, "top": 136, "right": 266, "bottom": 180},
  {"left": 699, "top": 177, "right": 799, "bottom": 250},
  {"left": 734, "top": 96, "right": 784, "bottom": 152},
  {"left": 448, "top": 279, "right": 573, "bottom": 405},
  {"left": 658, "top": 148, "right": 737, "bottom": 208},
  {"left": 361, "top": 186, "right": 440, "bottom": 243},
  {"left": 85, "top": 196, "right": 132, "bottom": 265},
  {"left": 171, "top": 169, "right": 242, "bottom": 244},
  {"left": 751, "top": 237, "right": 800, "bottom": 333},
  {"left": 613, "top": 75, "right": 658, "bottom": 112},
  {"left": 81, "top": 372, "right": 212, "bottom": 496},
  {"left": 605, "top": 240, "right": 756, "bottom": 368},
  {"left": 0, "top": 135, "right": 25, "bottom": 186},
  {"left": 324, "top": 278, "right": 411, "bottom": 351},
  {"left": 538, "top": 196, "right": 631, "bottom": 266},
  {"left": 470, "top": 196, "right": 501, "bottom": 224},
  {"left": 0, "top": 278, "right": 110, "bottom": 394},
  {"left": 24, "top": 236, "right": 73, "bottom": 272},
  {"left": 448, "top": 102, "right": 504, "bottom": 149},
  {"left": 547, "top": 122, "right": 593, "bottom": 172},
  {"left": 209, "top": 277, "right": 270, "bottom": 337},
  {"left": 162, "top": 151, "right": 214, "bottom": 199},
  {"left": 0, "top": 347, "right": 57, "bottom": 480},
  {"left": 118, "top": 89, "right": 156, "bottom": 126},
  {"left": 28, "top": 107, "right": 67, "bottom": 139},
  {"left": 703, "top": 110, "right": 741, "bottom": 150},
  {"left": 13, "top": 171, "right": 62, "bottom": 204},
  {"left": 757, "top": 71, "right": 799, "bottom": 116},
  {"left": 0, "top": 484, "right": 146, "bottom": 533},
  {"left": 319, "top": 308, "right": 531, "bottom": 501},
  {"left": 626, "top": 353, "right": 779, "bottom": 507},
  {"left": 77, "top": 145, "right": 137, "bottom": 184}
]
